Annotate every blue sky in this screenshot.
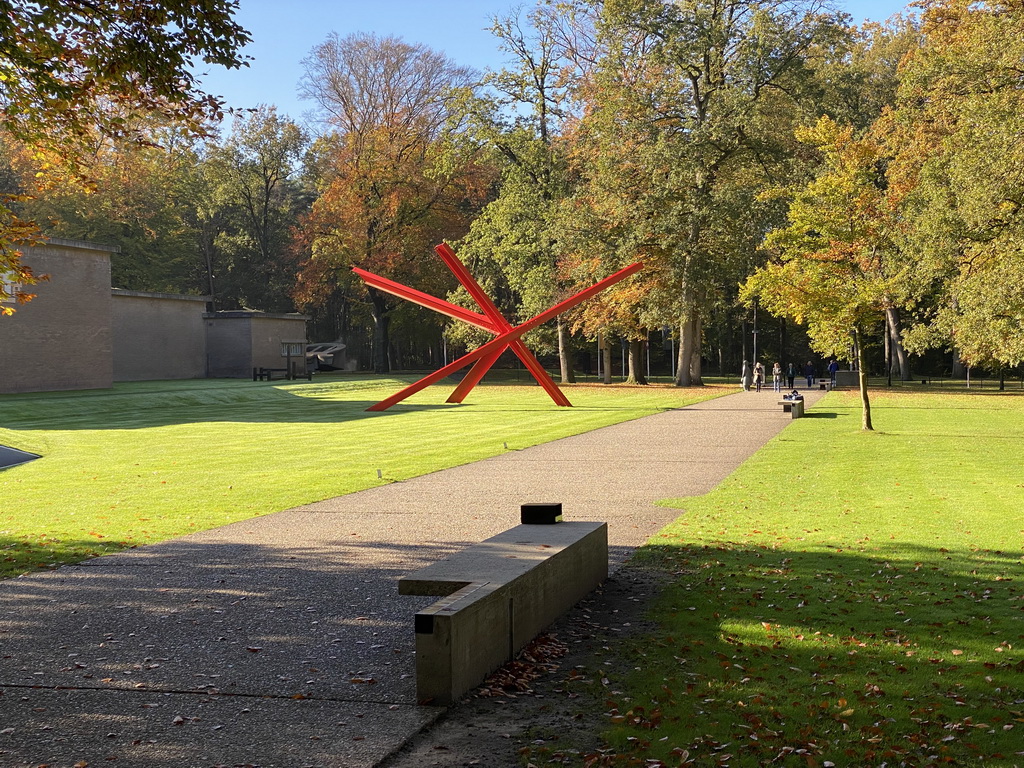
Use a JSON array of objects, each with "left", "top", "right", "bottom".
[{"left": 196, "top": 0, "right": 914, "bottom": 129}]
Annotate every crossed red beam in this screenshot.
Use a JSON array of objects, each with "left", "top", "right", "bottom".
[{"left": 353, "top": 243, "right": 643, "bottom": 411}]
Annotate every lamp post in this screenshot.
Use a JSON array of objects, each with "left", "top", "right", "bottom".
[{"left": 751, "top": 300, "right": 758, "bottom": 364}]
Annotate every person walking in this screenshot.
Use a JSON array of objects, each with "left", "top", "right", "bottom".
[
  {"left": 741, "top": 360, "right": 752, "bottom": 391},
  {"left": 753, "top": 361, "right": 765, "bottom": 393},
  {"left": 804, "top": 361, "right": 815, "bottom": 388},
  {"left": 786, "top": 362, "right": 796, "bottom": 389},
  {"left": 828, "top": 358, "right": 839, "bottom": 386},
  {"left": 772, "top": 362, "right": 782, "bottom": 392}
]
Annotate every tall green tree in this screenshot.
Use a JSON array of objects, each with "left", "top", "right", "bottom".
[
  {"left": 456, "top": 6, "right": 580, "bottom": 382},
  {"left": 570, "top": 0, "right": 842, "bottom": 385},
  {"left": 205, "top": 105, "right": 309, "bottom": 311},
  {"left": 881, "top": 0, "right": 1024, "bottom": 371}
]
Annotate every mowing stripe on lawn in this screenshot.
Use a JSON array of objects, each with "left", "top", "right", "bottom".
[{"left": 0, "top": 375, "right": 726, "bottom": 578}]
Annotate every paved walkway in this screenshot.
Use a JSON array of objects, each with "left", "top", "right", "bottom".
[{"left": 0, "top": 386, "right": 824, "bottom": 768}]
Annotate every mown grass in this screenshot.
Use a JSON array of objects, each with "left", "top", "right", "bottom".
[
  {"left": 568, "top": 389, "right": 1024, "bottom": 767},
  {"left": 0, "top": 374, "right": 725, "bottom": 579}
]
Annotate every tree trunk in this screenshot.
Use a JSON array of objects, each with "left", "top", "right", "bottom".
[
  {"left": 885, "top": 307, "right": 911, "bottom": 381},
  {"left": 626, "top": 339, "right": 647, "bottom": 385},
  {"left": 602, "top": 341, "right": 613, "bottom": 385},
  {"left": 741, "top": 317, "right": 750, "bottom": 365},
  {"left": 952, "top": 349, "right": 966, "bottom": 379},
  {"left": 675, "top": 310, "right": 703, "bottom": 386},
  {"left": 854, "top": 327, "right": 873, "bottom": 431},
  {"left": 367, "top": 286, "right": 391, "bottom": 374},
  {"left": 675, "top": 308, "right": 702, "bottom": 386},
  {"left": 884, "top": 318, "right": 892, "bottom": 385},
  {"left": 779, "top": 317, "right": 787, "bottom": 372},
  {"left": 201, "top": 221, "right": 218, "bottom": 311},
  {"left": 557, "top": 316, "right": 575, "bottom": 384}
]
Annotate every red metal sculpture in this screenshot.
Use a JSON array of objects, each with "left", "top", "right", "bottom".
[{"left": 353, "top": 243, "right": 643, "bottom": 411}]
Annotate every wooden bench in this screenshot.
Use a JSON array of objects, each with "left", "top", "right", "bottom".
[
  {"left": 779, "top": 398, "right": 805, "bottom": 418},
  {"left": 252, "top": 367, "right": 312, "bottom": 382},
  {"left": 399, "top": 517, "right": 607, "bottom": 705}
]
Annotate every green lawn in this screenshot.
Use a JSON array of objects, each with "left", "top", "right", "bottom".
[
  {"left": 574, "top": 389, "right": 1024, "bottom": 767},
  {"left": 0, "top": 374, "right": 724, "bottom": 578}
]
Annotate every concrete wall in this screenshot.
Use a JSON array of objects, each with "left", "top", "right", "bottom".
[
  {"left": 0, "top": 239, "right": 117, "bottom": 394},
  {"left": 204, "top": 312, "right": 308, "bottom": 378},
  {"left": 111, "top": 290, "right": 210, "bottom": 381}
]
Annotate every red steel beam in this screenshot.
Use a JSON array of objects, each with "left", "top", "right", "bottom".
[
  {"left": 353, "top": 267, "right": 497, "bottom": 332},
  {"left": 436, "top": 243, "right": 572, "bottom": 406},
  {"left": 446, "top": 346, "right": 505, "bottom": 403}
]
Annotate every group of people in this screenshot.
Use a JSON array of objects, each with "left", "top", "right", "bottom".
[{"left": 741, "top": 359, "right": 840, "bottom": 392}]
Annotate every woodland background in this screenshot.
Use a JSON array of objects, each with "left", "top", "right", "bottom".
[{"left": 3, "top": 0, "right": 1022, "bottom": 388}]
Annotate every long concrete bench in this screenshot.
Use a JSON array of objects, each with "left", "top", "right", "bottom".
[{"left": 399, "top": 513, "right": 608, "bottom": 705}]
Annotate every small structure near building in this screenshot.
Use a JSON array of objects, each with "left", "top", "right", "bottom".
[{"left": 205, "top": 310, "right": 309, "bottom": 379}]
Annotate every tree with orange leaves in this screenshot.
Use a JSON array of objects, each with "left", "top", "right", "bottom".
[
  {"left": 0, "top": 0, "right": 250, "bottom": 311},
  {"left": 296, "top": 33, "right": 487, "bottom": 373}
]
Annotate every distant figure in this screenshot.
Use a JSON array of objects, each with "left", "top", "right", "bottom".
[
  {"left": 786, "top": 362, "right": 796, "bottom": 389},
  {"left": 772, "top": 362, "right": 782, "bottom": 392},
  {"left": 741, "top": 360, "right": 752, "bottom": 391},
  {"left": 804, "top": 361, "right": 815, "bottom": 388},
  {"left": 828, "top": 358, "right": 839, "bottom": 385},
  {"left": 753, "top": 361, "right": 765, "bottom": 393}
]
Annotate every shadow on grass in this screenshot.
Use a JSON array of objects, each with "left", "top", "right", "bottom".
[
  {"left": 593, "top": 540, "right": 1023, "bottom": 766},
  {"left": 0, "top": 379, "right": 466, "bottom": 432},
  {"left": 0, "top": 375, "right": 681, "bottom": 432}
]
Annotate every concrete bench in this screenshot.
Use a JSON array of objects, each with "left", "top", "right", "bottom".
[
  {"left": 399, "top": 515, "right": 608, "bottom": 705},
  {"left": 779, "top": 398, "right": 805, "bottom": 418},
  {"left": 819, "top": 380, "right": 832, "bottom": 391}
]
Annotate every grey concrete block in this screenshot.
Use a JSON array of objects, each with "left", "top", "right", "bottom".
[{"left": 400, "top": 521, "right": 608, "bottom": 705}]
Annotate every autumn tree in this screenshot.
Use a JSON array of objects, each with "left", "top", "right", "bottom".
[
  {"left": 0, "top": 0, "right": 250, "bottom": 309},
  {"left": 297, "top": 33, "right": 486, "bottom": 373},
  {"left": 6, "top": 123, "right": 209, "bottom": 294},
  {"left": 743, "top": 117, "right": 922, "bottom": 430}
]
